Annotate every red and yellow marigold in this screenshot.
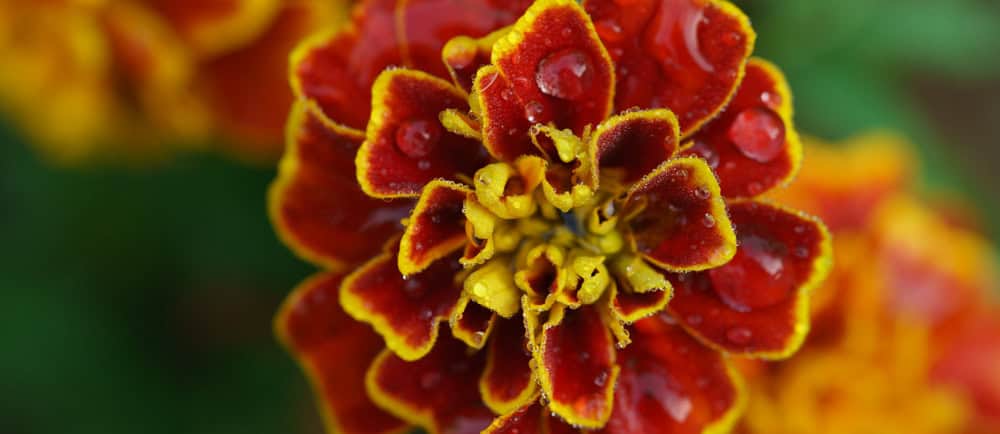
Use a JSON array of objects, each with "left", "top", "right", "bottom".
[
  {"left": 270, "top": 0, "right": 833, "bottom": 433},
  {"left": 0, "top": 0, "right": 348, "bottom": 162}
]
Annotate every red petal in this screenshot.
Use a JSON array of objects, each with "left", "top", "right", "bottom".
[
  {"left": 358, "top": 69, "right": 487, "bottom": 198},
  {"left": 291, "top": 0, "right": 399, "bottom": 130},
  {"left": 275, "top": 272, "right": 409, "bottom": 434},
  {"left": 482, "top": 401, "right": 578, "bottom": 434},
  {"left": 609, "top": 283, "right": 671, "bottom": 324},
  {"left": 668, "top": 200, "right": 832, "bottom": 358},
  {"left": 341, "top": 252, "right": 465, "bottom": 360},
  {"left": 587, "top": 109, "right": 680, "bottom": 186},
  {"left": 584, "top": 0, "right": 754, "bottom": 136},
  {"left": 623, "top": 157, "right": 736, "bottom": 272},
  {"left": 443, "top": 28, "right": 510, "bottom": 92},
  {"left": 683, "top": 58, "right": 800, "bottom": 198},
  {"left": 598, "top": 315, "right": 745, "bottom": 434},
  {"left": 269, "top": 101, "right": 412, "bottom": 270},
  {"left": 491, "top": 0, "right": 615, "bottom": 133},
  {"left": 932, "top": 314, "right": 1000, "bottom": 423},
  {"left": 475, "top": 65, "right": 538, "bottom": 161},
  {"left": 368, "top": 335, "right": 494, "bottom": 434},
  {"left": 536, "top": 305, "right": 618, "bottom": 428},
  {"left": 399, "top": 180, "right": 471, "bottom": 275},
  {"left": 450, "top": 295, "right": 498, "bottom": 349},
  {"left": 480, "top": 318, "right": 538, "bottom": 415},
  {"left": 148, "top": 0, "right": 280, "bottom": 56}
]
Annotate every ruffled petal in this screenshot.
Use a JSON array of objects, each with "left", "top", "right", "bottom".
[
  {"left": 399, "top": 180, "right": 472, "bottom": 275},
  {"left": 480, "top": 318, "right": 539, "bottom": 415},
  {"left": 583, "top": 0, "right": 755, "bottom": 136},
  {"left": 599, "top": 314, "right": 745, "bottom": 434},
  {"left": 683, "top": 58, "right": 800, "bottom": 198},
  {"left": 608, "top": 281, "right": 671, "bottom": 324},
  {"left": 586, "top": 109, "right": 680, "bottom": 186},
  {"left": 474, "top": 64, "right": 539, "bottom": 162},
  {"left": 490, "top": 0, "right": 615, "bottom": 135},
  {"left": 367, "top": 334, "right": 494, "bottom": 434},
  {"left": 668, "top": 200, "right": 832, "bottom": 358},
  {"left": 341, "top": 251, "right": 465, "bottom": 360},
  {"left": 358, "top": 69, "right": 488, "bottom": 198},
  {"left": 275, "top": 272, "right": 410, "bottom": 434},
  {"left": 482, "top": 401, "right": 578, "bottom": 434},
  {"left": 450, "top": 295, "right": 498, "bottom": 349},
  {"left": 269, "top": 101, "right": 411, "bottom": 270},
  {"left": 536, "top": 305, "right": 618, "bottom": 428},
  {"left": 622, "top": 157, "right": 736, "bottom": 272},
  {"left": 443, "top": 27, "right": 510, "bottom": 92}
]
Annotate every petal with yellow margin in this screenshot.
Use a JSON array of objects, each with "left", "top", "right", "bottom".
[
  {"left": 667, "top": 200, "right": 832, "bottom": 359},
  {"left": 367, "top": 334, "right": 495, "bottom": 434},
  {"left": 622, "top": 157, "right": 736, "bottom": 272},
  {"left": 598, "top": 314, "right": 746, "bottom": 434},
  {"left": 586, "top": 108, "right": 680, "bottom": 186},
  {"left": 275, "top": 272, "right": 410, "bottom": 434},
  {"left": 482, "top": 401, "right": 579, "bottom": 434},
  {"left": 358, "top": 69, "right": 487, "bottom": 198},
  {"left": 399, "top": 180, "right": 472, "bottom": 276},
  {"left": 682, "top": 58, "right": 800, "bottom": 199},
  {"left": 583, "top": 0, "right": 755, "bottom": 137},
  {"left": 480, "top": 318, "right": 538, "bottom": 415},
  {"left": 269, "top": 101, "right": 412, "bottom": 270}
]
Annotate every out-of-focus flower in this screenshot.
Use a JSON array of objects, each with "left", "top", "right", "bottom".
[
  {"left": 270, "top": 0, "right": 832, "bottom": 433},
  {"left": 0, "top": 0, "right": 348, "bottom": 162},
  {"left": 740, "top": 133, "right": 1000, "bottom": 434}
]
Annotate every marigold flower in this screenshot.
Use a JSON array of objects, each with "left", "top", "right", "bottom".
[
  {"left": 271, "top": 1, "right": 832, "bottom": 433},
  {"left": 742, "top": 134, "right": 1000, "bottom": 434},
  {"left": 0, "top": 0, "right": 347, "bottom": 162}
]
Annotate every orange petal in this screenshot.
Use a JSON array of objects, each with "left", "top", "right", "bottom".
[
  {"left": 598, "top": 315, "right": 746, "bottom": 434},
  {"left": 399, "top": 180, "right": 472, "bottom": 275},
  {"left": 367, "top": 334, "right": 495, "bottom": 434},
  {"left": 584, "top": 0, "right": 755, "bottom": 136},
  {"left": 623, "top": 157, "right": 736, "bottom": 272},
  {"left": 341, "top": 251, "right": 465, "bottom": 361},
  {"left": 275, "top": 272, "right": 410, "bottom": 434},
  {"left": 536, "top": 305, "right": 618, "bottom": 428},
  {"left": 667, "top": 200, "right": 832, "bottom": 358},
  {"left": 480, "top": 318, "right": 539, "bottom": 415},
  {"left": 358, "top": 69, "right": 487, "bottom": 198},
  {"left": 269, "top": 101, "right": 412, "bottom": 270},
  {"left": 683, "top": 58, "right": 800, "bottom": 198}
]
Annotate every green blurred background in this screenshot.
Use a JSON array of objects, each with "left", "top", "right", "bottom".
[{"left": 1, "top": 1, "right": 998, "bottom": 433}]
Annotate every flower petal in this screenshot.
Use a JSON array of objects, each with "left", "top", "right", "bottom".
[
  {"left": 474, "top": 65, "right": 538, "bottom": 161},
  {"left": 482, "top": 401, "right": 578, "bottom": 434},
  {"left": 683, "top": 58, "right": 800, "bottom": 198},
  {"left": 480, "top": 318, "right": 539, "bottom": 415},
  {"left": 536, "top": 305, "right": 618, "bottom": 428},
  {"left": 598, "top": 315, "right": 746, "bottom": 434},
  {"left": 275, "top": 272, "right": 410, "bottom": 434},
  {"left": 668, "top": 200, "right": 832, "bottom": 358},
  {"left": 491, "top": 0, "right": 615, "bottom": 134},
  {"left": 358, "top": 69, "right": 487, "bottom": 198},
  {"left": 586, "top": 109, "right": 680, "bottom": 186},
  {"left": 269, "top": 101, "right": 411, "bottom": 270},
  {"left": 583, "top": 0, "right": 755, "bottom": 136},
  {"left": 623, "top": 157, "right": 736, "bottom": 272},
  {"left": 341, "top": 251, "right": 465, "bottom": 361},
  {"left": 443, "top": 27, "right": 511, "bottom": 92},
  {"left": 367, "top": 334, "right": 495, "bottom": 434},
  {"left": 608, "top": 281, "right": 671, "bottom": 324},
  {"left": 149, "top": 0, "right": 280, "bottom": 57},
  {"left": 450, "top": 294, "right": 498, "bottom": 349},
  {"left": 399, "top": 180, "right": 472, "bottom": 275}
]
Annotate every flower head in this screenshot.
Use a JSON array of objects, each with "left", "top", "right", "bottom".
[{"left": 272, "top": 0, "right": 832, "bottom": 433}]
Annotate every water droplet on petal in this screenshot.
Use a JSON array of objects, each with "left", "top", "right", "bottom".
[
  {"left": 688, "top": 140, "right": 720, "bottom": 168},
  {"left": 593, "top": 370, "right": 609, "bottom": 387},
  {"left": 694, "top": 186, "right": 711, "bottom": 200},
  {"left": 760, "top": 91, "right": 782, "bottom": 108},
  {"left": 793, "top": 246, "right": 810, "bottom": 258},
  {"left": 726, "top": 327, "right": 753, "bottom": 345},
  {"left": 536, "top": 48, "right": 595, "bottom": 101},
  {"left": 595, "top": 18, "right": 624, "bottom": 43},
  {"left": 419, "top": 308, "right": 434, "bottom": 320},
  {"left": 727, "top": 107, "right": 785, "bottom": 163},
  {"left": 417, "top": 159, "right": 431, "bottom": 171},
  {"left": 396, "top": 118, "right": 442, "bottom": 158},
  {"left": 524, "top": 100, "right": 545, "bottom": 123},
  {"left": 702, "top": 213, "right": 716, "bottom": 228}
]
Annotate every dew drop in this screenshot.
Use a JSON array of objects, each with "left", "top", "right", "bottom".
[
  {"left": 593, "top": 370, "right": 609, "bottom": 387},
  {"left": 727, "top": 107, "right": 785, "bottom": 163},
  {"left": 694, "top": 186, "right": 711, "bottom": 200},
  {"left": 793, "top": 246, "right": 809, "bottom": 258},
  {"left": 535, "top": 48, "right": 595, "bottom": 101},
  {"left": 760, "top": 91, "right": 782, "bottom": 108},
  {"left": 595, "top": 18, "right": 624, "bottom": 43},
  {"left": 688, "top": 140, "right": 719, "bottom": 168},
  {"left": 701, "top": 213, "right": 716, "bottom": 228},
  {"left": 726, "top": 327, "right": 753, "bottom": 345},
  {"left": 500, "top": 88, "right": 513, "bottom": 101},
  {"left": 395, "top": 118, "right": 442, "bottom": 158},
  {"left": 747, "top": 182, "right": 763, "bottom": 195},
  {"left": 419, "top": 308, "right": 434, "bottom": 320},
  {"left": 524, "top": 100, "right": 545, "bottom": 123},
  {"left": 417, "top": 159, "right": 431, "bottom": 171}
]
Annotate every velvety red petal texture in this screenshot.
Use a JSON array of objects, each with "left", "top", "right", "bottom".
[
  {"left": 451, "top": 295, "right": 498, "bottom": 350},
  {"left": 341, "top": 251, "right": 465, "bottom": 360},
  {"left": 598, "top": 315, "right": 744, "bottom": 434},
  {"left": 399, "top": 180, "right": 471, "bottom": 275},
  {"left": 623, "top": 157, "right": 736, "bottom": 272},
  {"left": 491, "top": 0, "right": 614, "bottom": 133},
  {"left": 368, "top": 335, "right": 495, "bottom": 434},
  {"left": 583, "top": 0, "right": 754, "bottom": 136},
  {"left": 269, "top": 101, "right": 411, "bottom": 270},
  {"left": 610, "top": 284, "right": 672, "bottom": 324},
  {"left": 480, "top": 318, "right": 538, "bottom": 415},
  {"left": 443, "top": 29, "right": 507, "bottom": 92},
  {"left": 482, "top": 401, "right": 578, "bottom": 434},
  {"left": 358, "top": 70, "right": 487, "bottom": 198},
  {"left": 668, "top": 200, "right": 831, "bottom": 358},
  {"left": 537, "top": 305, "right": 618, "bottom": 428},
  {"left": 275, "top": 272, "right": 409, "bottom": 434},
  {"left": 683, "top": 58, "right": 799, "bottom": 198},
  {"left": 588, "top": 109, "right": 680, "bottom": 186},
  {"left": 475, "top": 65, "right": 540, "bottom": 161}
]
